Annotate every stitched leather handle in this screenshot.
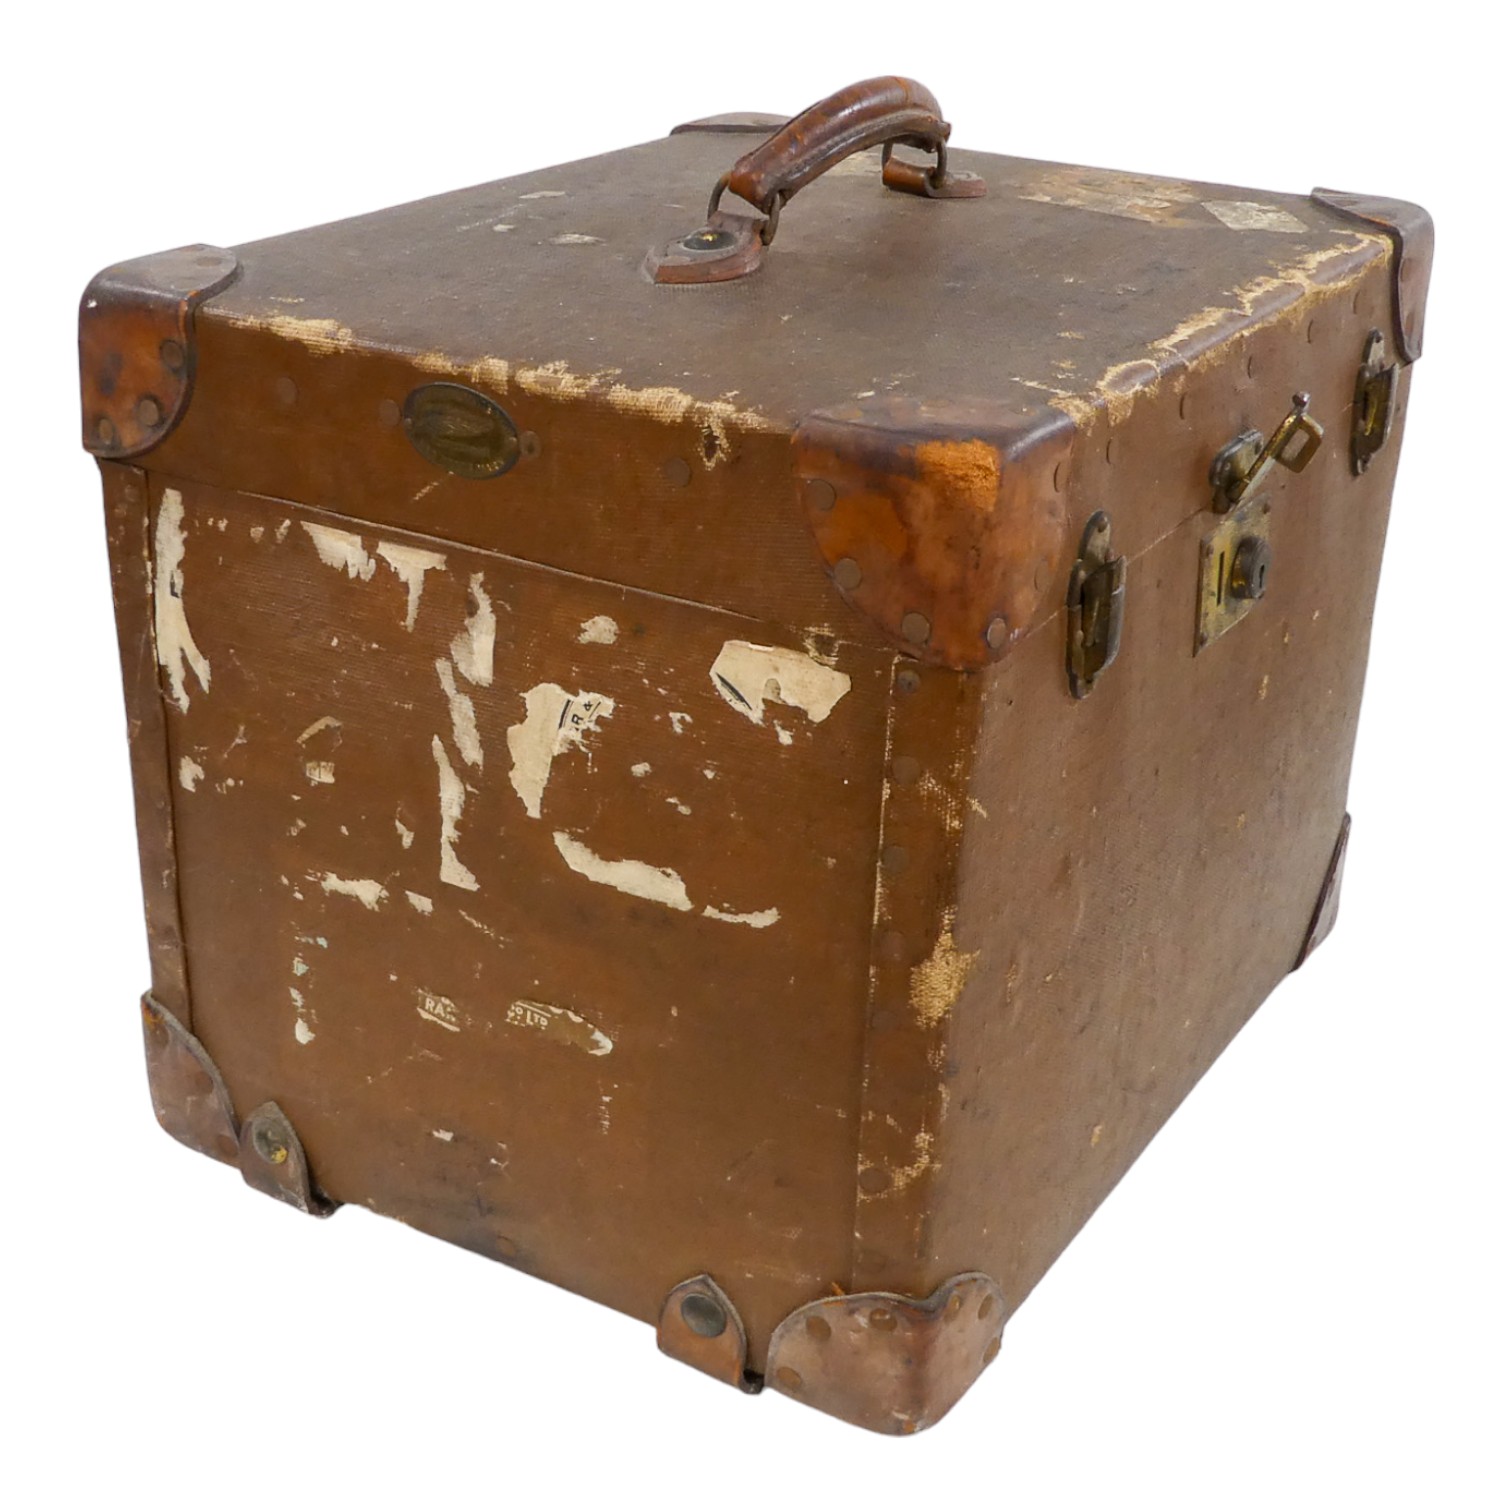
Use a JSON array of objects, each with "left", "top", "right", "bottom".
[{"left": 647, "top": 76, "right": 984, "bottom": 285}]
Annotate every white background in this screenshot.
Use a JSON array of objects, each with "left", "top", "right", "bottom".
[{"left": 4, "top": 4, "right": 1507, "bottom": 1507}]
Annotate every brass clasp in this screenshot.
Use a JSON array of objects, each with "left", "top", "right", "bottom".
[{"left": 1210, "top": 392, "right": 1325, "bottom": 513}]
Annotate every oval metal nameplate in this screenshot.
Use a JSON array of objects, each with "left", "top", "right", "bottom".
[{"left": 402, "top": 383, "right": 520, "bottom": 479}]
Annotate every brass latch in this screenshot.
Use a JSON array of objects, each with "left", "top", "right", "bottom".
[
  {"left": 1067, "top": 512, "right": 1126, "bottom": 698},
  {"left": 1197, "top": 393, "right": 1324, "bottom": 654},
  {"left": 1209, "top": 392, "right": 1324, "bottom": 513},
  {"left": 1352, "top": 329, "right": 1398, "bottom": 473}
]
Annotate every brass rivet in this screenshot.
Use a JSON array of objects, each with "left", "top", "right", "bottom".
[
  {"left": 252, "top": 1124, "right": 289, "bottom": 1166},
  {"left": 858, "top": 1166, "right": 892, "bottom": 1194},
  {"left": 662, "top": 457, "right": 692, "bottom": 488},
  {"left": 803, "top": 478, "right": 836, "bottom": 512},
  {"left": 896, "top": 669, "right": 921, "bottom": 695},
  {"left": 378, "top": 398, "right": 401, "bottom": 427},
  {"left": 774, "top": 1366, "right": 804, "bottom": 1392},
  {"left": 274, "top": 376, "right": 297, "bottom": 406},
  {"left": 868, "top": 1308, "right": 897, "bottom": 1332},
  {"left": 891, "top": 755, "right": 921, "bottom": 784},
  {"left": 159, "top": 339, "right": 186, "bottom": 374},
  {"left": 835, "top": 557, "right": 862, "bottom": 592},
  {"left": 882, "top": 844, "right": 909, "bottom": 873},
  {"left": 977, "top": 1295, "right": 995, "bottom": 1322},
  {"left": 900, "top": 612, "right": 931, "bottom": 645},
  {"left": 946, "top": 1293, "right": 964, "bottom": 1319},
  {"left": 805, "top": 1315, "right": 832, "bottom": 1343},
  {"left": 983, "top": 1335, "right": 1002, "bottom": 1366},
  {"left": 985, "top": 617, "right": 1009, "bottom": 651},
  {"left": 137, "top": 396, "right": 162, "bottom": 428},
  {"left": 520, "top": 431, "right": 542, "bottom": 460},
  {"left": 680, "top": 1292, "right": 727, "bottom": 1338},
  {"left": 95, "top": 416, "right": 118, "bottom": 446}
]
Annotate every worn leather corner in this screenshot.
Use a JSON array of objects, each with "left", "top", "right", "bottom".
[
  {"left": 1311, "top": 190, "right": 1433, "bottom": 364},
  {"left": 140, "top": 993, "right": 241, "bottom": 1165},
  {"left": 765, "top": 1272, "right": 1007, "bottom": 1434},
  {"left": 794, "top": 400, "right": 1074, "bottom": 670},
  {"left": 80, "top": 244, "right": 240, "bottom": 459}
]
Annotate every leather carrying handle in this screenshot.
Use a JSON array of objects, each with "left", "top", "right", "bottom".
[
  {"left": 725, "top": 76, "right": 951, "bottom": 219},
  {"left": 648, "top": 76, "right": 984, "bottom": 285}
]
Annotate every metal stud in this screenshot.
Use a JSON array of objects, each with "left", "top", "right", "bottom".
[{"left": 680, "top": 1292, "right": 728, "bottom": 1338}]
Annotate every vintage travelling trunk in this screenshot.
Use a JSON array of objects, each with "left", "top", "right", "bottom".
[{"left": 81, "top": 77, "right": 1431, "bottom": 1433}]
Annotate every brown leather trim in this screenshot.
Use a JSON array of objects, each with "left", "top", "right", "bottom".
[
  {"left": 766, "top": 1272, "right": 1006, "bottom": 1434},
  {"left": 141, "top": 994, "right": 240, "bottom": 1165},
  {"left": 1295, "top": 811, "right": 1352, "bottom": 969},
  {"left": 104, "top": 464, "right": 192, "bottom": 1020},
  {"left": 80, "top": 244, "right": 240, "bottom": 458},
  {"left": 656, "top": 1275, "right": 758, "bottom": 1391},
  {"left": 239, "top": 1103, "right": 338, "bottom": 1217},
  {"left": 794, "top": 400, "right": 1074, "bottom": 670},
  {"left": 1311, "top": 191, "right": 1433, "bottom": 363}
]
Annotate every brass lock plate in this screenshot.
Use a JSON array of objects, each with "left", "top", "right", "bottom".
[{"left": 1196, "top": 494, "right": 1273, "bottom": 652}]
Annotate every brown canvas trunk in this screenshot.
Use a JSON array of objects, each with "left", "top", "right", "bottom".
[{"left": 81, "top": 78, "right": 1431, "bottom": 1434}]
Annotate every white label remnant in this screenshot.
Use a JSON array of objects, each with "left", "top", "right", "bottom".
[
  {"left": 436, "top": 659, "right": 483, "bottom": 769},
  {"left": 709, "top": 641, "right": 851, "bottom": 726},
  {"left": 294, "top": 1018, "right": 316, "bottom": 1045},
  {"left": 450, "top": 573, "right": 496, "bottom": 687},
  {"left": 701, "top": 904, "right": 781, "bottom": 930},
  {"left": 416, "top": 989, "right": 463, "bottom": 1032},
  {"left": 153, "top": 490, "right": 211, "bottom": 712},
  {"left": 432, "top": 735, "right": 479, "bottom": 891},
  {"left": 377, "top": 541, "right": 447, "bottom": 629},
  {"left": 577, "top": 615, "right": 619, "bottom": 646},
  {"left": 318, "top": 873, "right": 388, "bottom": 910},
  {"left": 178, "top": 757, "right": 205, "bottom": 792},
  {"left": 405, "top": 891, "right": 434, "bottom": 915},
  {"left": 506, "top": 998, "right": 614, "bottom": 1056},
  {"left": 302, "top": 522, "right": 377, "bottom": 580},
  {"left": 552, "top": 832, "right": 692, "bottom": 912},
  {"left": 506, "top": 685, "right": 615, "bottom": 819},
  {"left": 1201, "top": 200, "right": 1308, "bottom": 234}
]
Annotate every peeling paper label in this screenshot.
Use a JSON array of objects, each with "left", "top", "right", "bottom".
[
  {"left": 436, "top": 659, "right": 483, "bottom": 769},
  {"left": 1202, "top": 200, "right": 1308, "bottom": 234},
  {"left": 507, "top": 685, "right": 614, "bottom": 819},
  {"left": 178, "top": 757, "right": 205, "bottom": 792},
  {"left": 416, "top": 989, "right": 463, "bottom": 1031},
  {"left": 552, "top": 832, "right": 692, "bottom": 912},
  {"left": 702, "top": 904, "right": 780, "bottom": 929},
  {"left": 450, "top": 573, "right": 496, "bottom": 687},
  {"left": 432, "top": 736, "right": 479, "bottom": 891},
  {"left": 154, "top": 490, "right": 211, "bottom": 712},
  {"left": 377, "top": 541, "right": 447, "bottom": 629},
  {"left": 709, "top": 641, "right": 851, "bottom": 727},
  {"left": 506, "top": 998, "right": 614, "bottom": 1056},
  {"left": 302, "top": 522, "right": 376, "bottom": 579},
  {"left": 577, "top": 615, "right": 619, "bottom": 645},
  {"left": 318, "top": 873, "right": 388, "bottom": 910}
]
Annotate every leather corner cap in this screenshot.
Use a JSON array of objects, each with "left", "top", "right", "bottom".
[
  {"left": 794, "top": 400, "right": 1074, "bottom": 671},
  {"left": 80, "top": 244, "right": 240, "bottom": 459}
]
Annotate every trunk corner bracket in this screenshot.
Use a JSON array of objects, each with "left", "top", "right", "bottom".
[{"left": 764, "top": 1271, "right": 1008, "bottom": 1434}]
